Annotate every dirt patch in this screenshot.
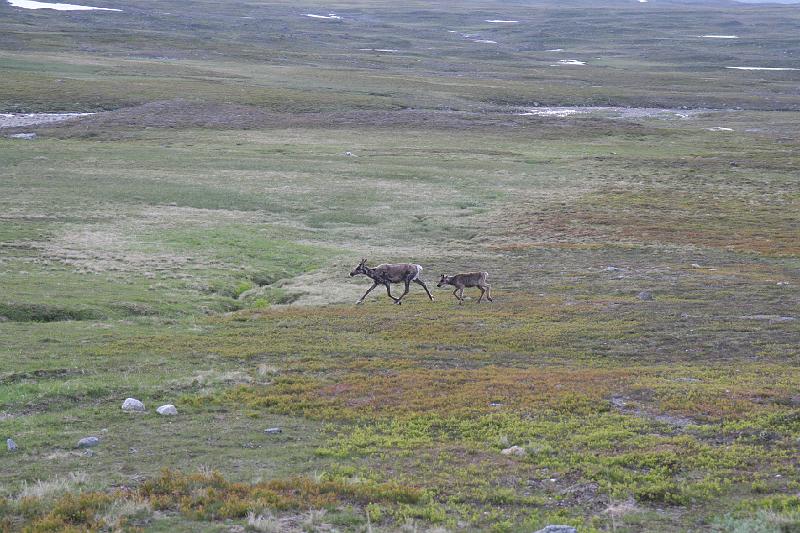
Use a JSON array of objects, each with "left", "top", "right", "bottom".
[{"left": 610, "top": 396, "right": 698, "bottom": 430}]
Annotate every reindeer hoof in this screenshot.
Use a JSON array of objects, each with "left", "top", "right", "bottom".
[{"left": 356, "top": 300, "right": 364, "bottom": 305}]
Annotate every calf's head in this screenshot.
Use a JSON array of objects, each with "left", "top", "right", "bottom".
[{"left": 437, "top": 274, "right": 452, "bottom": 287}]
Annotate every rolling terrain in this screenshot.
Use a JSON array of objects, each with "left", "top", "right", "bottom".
[{"left": 1, "top": 1, "right": 799, "bottom": 531}]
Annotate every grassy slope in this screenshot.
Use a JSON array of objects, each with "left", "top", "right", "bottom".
[{"left": 1, "top": 1, "right": 799, "bottom": 532}]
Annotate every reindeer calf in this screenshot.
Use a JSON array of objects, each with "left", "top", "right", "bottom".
[{"left": 437, "top": 272, "right": 492, "bottom": 304}]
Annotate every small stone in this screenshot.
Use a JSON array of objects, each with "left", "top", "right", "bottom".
[
  {"left": 264, "top": 427, "right": 282, "bottom": 434},
  {"left": 501, "top": 445, "right": 526, "bottom": 457},
  {"left": 637, "top": 291, "right": 654, "bottom": 301},
  {"left": 535, "top": 527, "right": 577, "bottom": 533},
  {"left": 122, "top": 398, "right": 145, "bottom": 412},
  {"left": 77, "top": 436, "right": 100, "bottom": 448},
  {"left": 7, "top": 438, "right": 17, "bottom": 451},
  {"left": 156, "top": 404, "right": 178, "bottom": 415},
  {"left": 9, "top": 133, "right": 37, "bottom": 140}
]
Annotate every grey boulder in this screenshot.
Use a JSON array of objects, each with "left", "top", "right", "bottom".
[
  {"left": 77, "top": 436, "right": 100, "bottom": 448},
  {"left": 122, "top": 398, "right": 145, "bottom": 412},
  {"left": 7, "top": 438, "right": 17, "bottom": 451},
  {"left": 156, "top": 404, "right": 178, "bottom": 416},
  {"left": 534, "top": 527, "right": 578, "bottom": 533}
]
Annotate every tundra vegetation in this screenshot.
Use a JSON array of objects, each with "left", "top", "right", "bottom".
[{"left": 0, "top": 0, "right": 799, "bottom": 531}]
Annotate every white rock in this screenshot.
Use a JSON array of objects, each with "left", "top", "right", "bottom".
[
  {"left": 156, "top": 404, "right": 178, "bottom": 416},
  {"left": 77, "top": 436, "right": 100, "bottom": 448},
  {"left": 501, "top": 445, "right": 526, "bottom": 456},
  {"left": 122, "top": 398, "right": 145, "bottom": 412},
  {"left": 535, "top": 527, "right": 577, "bottom": 533},
  {"left": 7, "top": 438, "right": 17, "bottom": 451}
]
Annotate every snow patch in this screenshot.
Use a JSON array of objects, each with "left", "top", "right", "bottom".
[
  {"left": 551, "top": 59, "right": 585, "bottom": 66},
  {"left": 726, "top": 66, "right": 799, "bottom": 71},
  {"left": 7, "top": 0, "right": 120, "bottom": 10},
  {"left": 303, "top": 13, "right": 341, "bottom": 20}
]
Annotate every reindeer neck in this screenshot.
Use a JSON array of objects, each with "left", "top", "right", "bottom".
[{"left": 364, "top": 265, "right": 379, "bottom": 279}]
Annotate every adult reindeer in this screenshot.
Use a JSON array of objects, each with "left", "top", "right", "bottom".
[{"left": 349, "top": 259, "right": 435, "bottom": 305}]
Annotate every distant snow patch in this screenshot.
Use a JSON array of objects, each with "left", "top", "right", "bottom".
[
  {"left": 707, "top": 127, "right": 734, "bottom": 131},
  {"left": 486, "top": 19, "right": 518, "bottom": 23},
  {"left": 726, "top": 66, "right": 799, "bottom": 71},
  {"left": 551, "top": 59, "right": 585, "bottom": 66},
  {"left": 0, "top": 112, "right": 93, "bottom": 128},
  {"left": 303, "top": 13, "right": 341, "bottom": 20},
  {"left": 519, "top": 108, "right": 582, "bottom": 117},
  {"left": 358, "top": 48, "right": 399, "bottom": 52},
  {"left": 701, "top": 35, "right": 739, "bottom": 39},
  {"left": 547, "top": 49, "right": 565, "bottom": 52},
  {"left": 7, "top": 0, "right": 120, "bottom": 10},
  {"left": 473, "top": 39, "right": 497, "bottom": 44},
  {"left": 517, "top": 106, "right": 706, "bottom": 120}
]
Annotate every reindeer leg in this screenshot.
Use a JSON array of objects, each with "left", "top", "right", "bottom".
[
  {"left": 452, "top": 288, "right": 460, "bottom": 303},
  {"left": 385, "top": 283, "right": 401, "bottom": 304},
  {"left": 485, "top": 284, "right": 493, "bottom": 302},
  {"left": 478, "top": 286, "right": 485, "bottom": 303},
  {"left": 357, "top": 282, "right": 378, "bottom": 304},
  {"left": 394, "top": 280, "right": 411, "bottom": 304},
  {"left": 413, "top": 278, "right": 435, "bottom": 301},
  {"left": 459, "top": 288, "right": 466, "bottom": 304}
]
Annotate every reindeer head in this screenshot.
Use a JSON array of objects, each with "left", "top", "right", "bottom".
[
  {"left": 350, "top": 258, "right": 368, "bottom": 277},
  {"left": 436, "top": 274, "right": 452, "bottom": 287}
]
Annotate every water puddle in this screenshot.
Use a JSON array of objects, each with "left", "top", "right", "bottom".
[
  {"left": 726, "top": 66, "right": 799, "bottom": 71},
  {"left": 0, "top": 112, "right": 93, "bottom": 128},
  {"left": 303, "top": 13, "right": 341, "bottom": 20},
  {"left": 7, "top": 0, "right": 120, "bottom": 11},
  {"left": 518, "top": 106, "right": 707, "bottom": 120}
]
